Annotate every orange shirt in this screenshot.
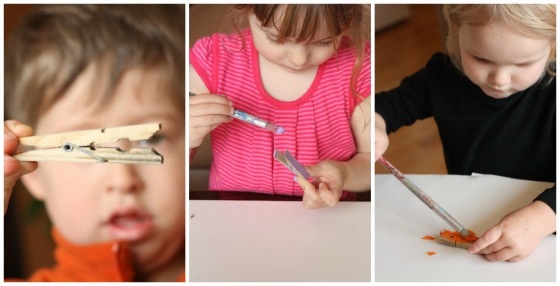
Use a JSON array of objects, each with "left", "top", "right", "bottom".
[{"left": 6, "top": 229, "right": 185, "bottom": 282}]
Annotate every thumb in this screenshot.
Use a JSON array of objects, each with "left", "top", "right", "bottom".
[
  {"left": 295, "top": 175, "right": 318, "bottom": 198},
  {"left": 5, "top": 120, "right": 34, "bottom": 155},
  {"left": 318, "top": 182, "right": 338, "bottom": 206},
  {"left": 468, "top": 226, "right": 502, "bottom": 254},
  {"left": 4, "top": 129, "right": 18, "bottom": 155},
  {"left": 304, "top": 164, "right": 320, "bottom": 178}
]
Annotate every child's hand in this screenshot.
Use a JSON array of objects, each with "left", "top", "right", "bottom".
[
  {"left": 374, "top": 113, "right": 388, "bottom": 161},
  {"left": 295, "top": 160, "right": 345, "bottom": 209},
  {"left": 4, "top": 120, "right": 38, "bottom": 215},
  {"left": 189, "top": 93, "right": 233, "bottom": 148},
  {"left": 468, "top": 201, "right": 555, "bottom": 262}
]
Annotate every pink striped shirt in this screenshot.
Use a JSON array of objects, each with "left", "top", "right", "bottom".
[{"left": 190, "top": 30, "right": 370, "bottom": 196}]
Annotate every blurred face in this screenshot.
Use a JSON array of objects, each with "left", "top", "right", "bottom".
[
  {"left": 248, "top": 8, "right": 342, "bottom": 73},
  {"left": 22, "top": 63, "right": 185, "bottom": 279},
  {"left": 458, "top": 22, "right": 551, "bottom": 98}
]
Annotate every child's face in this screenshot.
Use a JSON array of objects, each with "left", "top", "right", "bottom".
[
  {"left": 22, "top": 64, "right": 185, "bottom": 274},
  {"left": 458, "top": 22, "right": 551, "bottom": 98},
  {"left": 248, "top": 11, "right": 342, "bottom": 73}
]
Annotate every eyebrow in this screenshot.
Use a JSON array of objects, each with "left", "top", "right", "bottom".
[{"left": 468, "top": 49, "right": 544, "bottom": 65}]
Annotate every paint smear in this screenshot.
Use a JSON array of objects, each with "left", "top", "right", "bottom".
[{"left": 440, "top": 229, "right": 478, "bottom": 243}]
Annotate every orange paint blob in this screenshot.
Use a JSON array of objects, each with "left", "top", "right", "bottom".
[
  {"left": 422, "top": 235, "right": 436, "bottom": 240},
  {"left": 427, "top": 251, "right": 437, "bottom": 256},
  {"left": 439, "top": 229, "right": 478, "bottom": 243}
]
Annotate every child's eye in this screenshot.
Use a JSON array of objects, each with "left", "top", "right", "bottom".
[
  {"left": 474, "top": 56, "right": 490, "bottom": 64},
  {"left": 266, "top": 36, "right": 281, "bottom": 45},
  {"left": 313, "top": 40, "right": 332, "bottom": 47}
]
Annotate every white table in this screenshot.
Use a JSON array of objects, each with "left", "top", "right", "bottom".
[
  {"left": 375, "top": 174, "right": 555, "bottom": 282},
  {"left": 189, "top": 200, "right": 371, "bottom": 282}
]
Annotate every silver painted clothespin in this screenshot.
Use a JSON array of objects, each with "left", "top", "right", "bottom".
[
  {"left": 273, "top": 150, "right": 310, "bottom": 179},
  {"left": 14, "top": 123, "right": 163, "bottom": 164}
]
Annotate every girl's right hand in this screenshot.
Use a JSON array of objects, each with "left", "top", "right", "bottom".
[
  {"left": 189, "top": 93, "right": 234, "bottom": 148},
  {"left": 4, "top": 120, "right": 38, "bottom": 215},
  {"left": 374, "top": 113, "right": 389, "bottom": 161}
]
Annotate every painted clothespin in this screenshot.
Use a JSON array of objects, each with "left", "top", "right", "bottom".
[
  {"left": 435, "top": 236, "right": 473, "bottom": 249},
  {"left": 434, "top": 229, "right": 477, "bottom": 249},
  {"left": 14, "top": 123, "right": 163, "bottom": 164},
  {"left": 273, "top": 150, "right": 310, "bottom": 179}
]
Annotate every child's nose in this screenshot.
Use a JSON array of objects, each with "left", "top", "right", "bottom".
[
  {"left": 288, "top": 44, "right": 309, "bottom": 67},
  {"left": 105, "top": 164, "right": 144, "bottom": 193},
  {"left": 489, "top": 68, "right": 510, "bottom": 87}
]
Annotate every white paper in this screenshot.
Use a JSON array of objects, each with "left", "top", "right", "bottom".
[{"left": 375, "top": 174, "right": 555, "bottom": 282}]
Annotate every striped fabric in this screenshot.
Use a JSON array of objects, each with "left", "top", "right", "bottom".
[{"left": 190, "top": 30, "right": 370, "bottom": 196}]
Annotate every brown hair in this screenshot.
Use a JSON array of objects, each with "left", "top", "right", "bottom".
[
  {"left": 230, "top": 4, "right": 370, "bottom": 99},
  {"left": 443, "top": 4, "right": 556, "bottom": 78},
  {"left": 5, "top": 4, "right": 185, "bottom": 127}
]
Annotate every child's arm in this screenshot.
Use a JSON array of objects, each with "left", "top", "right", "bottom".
[
  {"left": 189, "top": 64, "right": 233, "bottom": 151},
  {"left": 4, "top": 120, "right": 37, "bottom": 215},
  {"left": 340, "top": 96, "right": 371, "bottom": 191},
  {"left": 297, "top": 97, "right": 371, "bottom": 208},
  {"left": 375, "top": 112, "right": 389, "bottom": 161},
  {"left": 468, "top": 199, "right": 555, "bottom": 262}
]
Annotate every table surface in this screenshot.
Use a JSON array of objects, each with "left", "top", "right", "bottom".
[
  {"left": 189, "top": 190, "right": 371, "bottom": 201},
  {"left": 375, "top": 174, "right": 555, "bottom": 282},
  {"left": 189, "top": 200, "right": 371, "bottom": 282}
]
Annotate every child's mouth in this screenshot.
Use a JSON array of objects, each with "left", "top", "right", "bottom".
[{"left": 107, "top": 211, "right": 153, "bottom": 242}]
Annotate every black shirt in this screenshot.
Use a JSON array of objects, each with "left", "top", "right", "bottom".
[{"left": 376, "top": 53, "right": 556, "bottom": 212}]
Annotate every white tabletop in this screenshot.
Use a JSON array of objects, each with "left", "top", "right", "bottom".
[
  {"left": 375, "top": 174, "right": 556, "bottom": 282},
  {"left": 189, "top": 200, "right": 371, "bottom": 282}
]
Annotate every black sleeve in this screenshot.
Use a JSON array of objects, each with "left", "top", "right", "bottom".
[
  {"left": 375, "top": 53, "right": 447, "bottom": 133},
  {"left": 534, "top": 184, "right": 556, "bottom": 214}
]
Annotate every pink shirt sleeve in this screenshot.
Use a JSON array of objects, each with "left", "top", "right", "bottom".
[{"left": 190, "top": 35, "right": 217, "bottom": 93}]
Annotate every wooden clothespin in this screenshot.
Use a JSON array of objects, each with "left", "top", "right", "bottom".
[
  {"left": 434, "top": 229, "right": 477, "bottom": 249},
  {"left": 435, "top": 236, "right": 473, "bottom": 249},
  {"left": 273, "top": 150, "right": 310, "bottom": 179},
  {"left": 14, "top": 123, "right": 163, "bottom": 164}
]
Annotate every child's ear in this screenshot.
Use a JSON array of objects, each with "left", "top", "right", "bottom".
[{"left": 20, "top": 170, "right": 46, "bottom": 200}]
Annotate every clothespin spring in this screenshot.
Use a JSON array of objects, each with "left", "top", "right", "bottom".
[{"left": 63, "top": 142, "right": 108, "bottom": 163}]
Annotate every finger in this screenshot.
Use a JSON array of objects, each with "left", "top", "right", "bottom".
[
  {"left": 297, "top": 176, "right": 319, "bottom": 200},
  {"left": 506, "top": 255, "right": 524, "bottom": 263},
  {"left": 5, "top": 120, "right": 33, "bottom": 154},
  {"left": 5, "top": 120, "right": 34, "bottom": 137},
  {"left": 304, "top": 164, "right": 321, "bottom": 178},
  {"left": 477, "top": 239, "right": 510, "bottom": 256},
  {"left": 190, "top": 101, "right": 234, "bottom": 117},
  {"left": 318, "top": 182, "right": 338, "bottom": 207},
  {"left": 190, "top": 114, "right": 233, "bottom": 128},
  {"left": 374, "top": 146, "right": 386, "bottom": 162},
  {"left": 20, "top": 161, "right": 38, "bottom": 175},
  {"left": 297, "top": 176, "right": 325, "bottom": 209},
  {"left": 5, "top": 155, "right": 37, "bottom": 177},
  {"left": 4, "top": 155, "right": 20, "bottom": 176},
  {"left": 468, "top": 227, "right": 502, "bottom": 254},
  {"left": 189, "top": 93, "right": 232, "bottom": 105},
  {"left": 4, "top": 128, "right": 18, "bottom": 154},
  {"left": 484, "top": 247, "right": 516, "bottom": 262}
]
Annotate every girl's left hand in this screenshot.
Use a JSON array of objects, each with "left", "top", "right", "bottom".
[
  {"left": 468, "top": 201, "right": 555, "bottom": 262},
  {"left": 295, "top": 160, "right": 345, "bottom": 209}
]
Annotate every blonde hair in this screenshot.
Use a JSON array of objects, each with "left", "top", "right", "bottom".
[
  {"left": 5, "top": 4, "right": 185, "bottom": 127},
  {"left": 230, "top": 4, "right": 370, "bottom": 99},
  {"left": 443, "top": 4, "right": 556, "bottom": 77}
]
